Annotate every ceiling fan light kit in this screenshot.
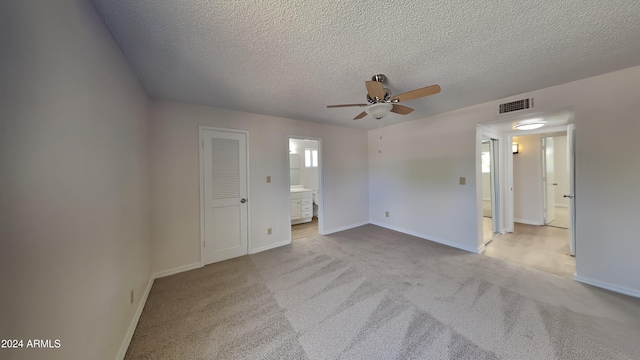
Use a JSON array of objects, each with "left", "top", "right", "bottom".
[
  {"left": 364, "top": 103, "right": 393, "bottom": 119},
  {"left": 327, "top": 74, "right": 441, "bottom": 121}
]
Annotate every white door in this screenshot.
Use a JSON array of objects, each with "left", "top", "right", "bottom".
[
  {"left": 543, "top": 137, "right": 556, "bottom": 224},
  {"left": 567, "top": 124, "right": 576, "bottom": 256},
  {"left": 201, "top": 129, "right": 248, "bottom": 265}
]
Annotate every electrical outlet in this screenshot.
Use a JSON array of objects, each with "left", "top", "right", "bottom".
[
  {"left": 385, "top": 211, "right": 389, "bottom": 217},
  {"left": 267, "top": 228, "right": 272, "bottom": 235},
  {"left": 459, "top": 177, "right": 466, "bottom": 185},
  {"left": 266, "top": 176, "right": 271, "bottom": 183},
  {"left": 130, "top": 290, "right": 134, "bottom": 304}
]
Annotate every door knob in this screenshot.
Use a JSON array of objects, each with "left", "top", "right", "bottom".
[
  {"left": 240, "top": 198, "right": 247, "bottom": 203},
  {"left": 563, "top": 194, "right": 574, "bottom": 199}
]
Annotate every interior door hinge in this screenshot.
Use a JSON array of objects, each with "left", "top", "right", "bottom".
[
  {"left": 201, "top": 140, "right": 204, "bottom": 148},
  {"left": 203, "top": 241, "right": 206, "bottom": 248}
]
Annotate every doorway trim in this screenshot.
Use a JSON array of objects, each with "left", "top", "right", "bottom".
[
  {"left": 199, "top": 126, "right": 252, "bottom": 266},
  {"left": 288, "top": 136, "right": 325, "bottom": 238},
  {"left": 476, "top": 125, "right": 505, "bottom": 252}
]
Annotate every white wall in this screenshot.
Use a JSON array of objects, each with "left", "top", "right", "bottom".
[
  {"left": 553, "top": 135, "right": 570, "bottom": 207},
  {"left": 513, "top": 135, "right": 544, "bottom": 225},
  {"left": 368, "top": 112, "right": 479, "bottom": 252},
  {"left": 150, "top": 100, "right": 369, "bottom": 273},
  {"left": 289, "top": 139, "right": 319, "bottom": 190},
  {"left": 0, "top": 1, "right": 151, "bottom": 359},
  {"left": 369, "top": 65, "right": 640, "bottom": 296}
]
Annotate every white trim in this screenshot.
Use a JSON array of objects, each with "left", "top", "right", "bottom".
[
  {"left": 555, "top": 204, "right": 569, "bottom": 208},
  {"left": 514, "top": 218, "right": 542, "bottom": 226},
  {"left": 370, "top": 221, "right": 480, "bottom": 253},
  {"left": 323, "top": 221, "right": 369, "bottom": 235},
  {"left": 199, "top": 126, "right": 251, "bottom": 267},
  {"left": 153, "top": 262, "right": 202, "bottom": 279},
  {"left": 115, "top": 276, "right": 154, "bottom": 360},
  {"left": 250, "top": 240, "right": 291, "bottom": 254},
  {"left": 475, "top": 125, "right": 505, "bottom": 253},
  {"left": 574, "top": 275, "right": 640, "bottom": 299},
  {"left": 477, "top": 244, "right": 486, "bottom": 254}
]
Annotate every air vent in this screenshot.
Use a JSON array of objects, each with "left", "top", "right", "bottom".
[{"left": 498, "top": 97, "right": 534, "bottom": 115}]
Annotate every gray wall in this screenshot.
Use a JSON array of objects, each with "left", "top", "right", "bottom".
[{"left": 1, "top": 1, "right": 151, "bottom": 359}]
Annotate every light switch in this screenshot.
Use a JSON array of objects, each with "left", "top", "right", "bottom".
[
  {"left": 459, "top": 177, "right": 466, "bottom": 185},
  {"left": 266, "top": 176, "right": 271, "bottom": 183}
]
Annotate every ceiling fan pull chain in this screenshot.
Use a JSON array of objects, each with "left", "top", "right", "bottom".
[{"left": 378, "top": 119, "right": 382, "bottom": 154}]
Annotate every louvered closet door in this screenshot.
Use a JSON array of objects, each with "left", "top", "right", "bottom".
[{"left": 202, "top": 129, "right": 248, "bottom": 265}]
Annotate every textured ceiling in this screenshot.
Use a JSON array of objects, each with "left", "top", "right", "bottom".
[{"left": 90, "top": 0, "right": 640, "bottom": 129}]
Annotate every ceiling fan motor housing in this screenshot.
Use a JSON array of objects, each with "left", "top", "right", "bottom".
[{"left": 367, "top": 88, "right": 391, "bottom": 103}]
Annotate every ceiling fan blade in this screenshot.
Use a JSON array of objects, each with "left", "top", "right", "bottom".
[
  {"left": 391, "top": 104, "right": 414, "bottom": 115},
  {"left": 353, "top": 112, "right": 367, "bottom": 120},
  {"left": 365, "top": 81, "right": 385, "bottom": 100},
  {"left": 327, "top": 103, "right": 368, "bottom": 108},
  {"left": 391, "top": 84, "right": 441, "bottom": 102}
]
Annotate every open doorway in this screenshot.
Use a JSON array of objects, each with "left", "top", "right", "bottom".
[
  {"left": 289, "top": 138, "right": 321, "bottom": 241},
  {"left": 485, "top": 127, "right": 576, "bottom": 278},
  {"left": 477, "top": 110, "right": 576, "bottom": 278},
  {"left": 481, "top": 136, "right": 500, "bottom": 245},
  {"left": 542, "top": 135, "right": 570, "bottom": 230}
]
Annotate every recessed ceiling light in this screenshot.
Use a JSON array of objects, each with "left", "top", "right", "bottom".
[{"left": 514, "top": 118, "right": 546, "bottom": 130}]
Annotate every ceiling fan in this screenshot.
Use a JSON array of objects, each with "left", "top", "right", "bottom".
[{"left": 327, "top": 74, "right": 441, "bottom": 120}]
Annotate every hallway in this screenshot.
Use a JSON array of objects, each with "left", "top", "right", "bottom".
[{"left": 484, "top": 223, "right": 575, "bottom": 278}]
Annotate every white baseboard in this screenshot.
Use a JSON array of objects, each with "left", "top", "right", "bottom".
[
  {"left": 115, "top": 275, "right": 154, "bottom": 360},
  {"left": 153, "top": 262, "right": 202, "bottom": 279},
  {"left": 370, "top": 221, "right": 479, "bottom": 254},
  {"left": 322, "top": 221, "right": 369, "bottom": 235},
  {"left": 574, "top": 275, "right": 640, "bottom": 299},
  {"left": 117, "top": 262, "right": 202, "bottom": 359},
  {"left": 514, "top": 218, "right": 541, "bottom": 226},
  {"left": 477, "top": 244, "right": 486, "bottom": 253},
  {"left": 250, "top": 239, "right": 291, "bottom": 254}
]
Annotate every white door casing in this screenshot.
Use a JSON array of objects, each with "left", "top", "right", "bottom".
[
  {"left": 200, "top": 128, "right": 249, "bottom": 265},
  {"left": 567, "top": 124, "right": 576, "bottom": 256}
]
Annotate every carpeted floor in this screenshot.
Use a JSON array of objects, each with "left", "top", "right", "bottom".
[{"left": 126, "top": 225, "right": 640, "bottom": 359}]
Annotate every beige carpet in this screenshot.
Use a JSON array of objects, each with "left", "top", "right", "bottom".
[{"left": 126, "top": 225, "right": 640, "bottom": 359}]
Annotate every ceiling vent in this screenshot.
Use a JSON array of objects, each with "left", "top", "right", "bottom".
[{"left": 497, "top": 97, "right": 534, "bottom": 116}]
